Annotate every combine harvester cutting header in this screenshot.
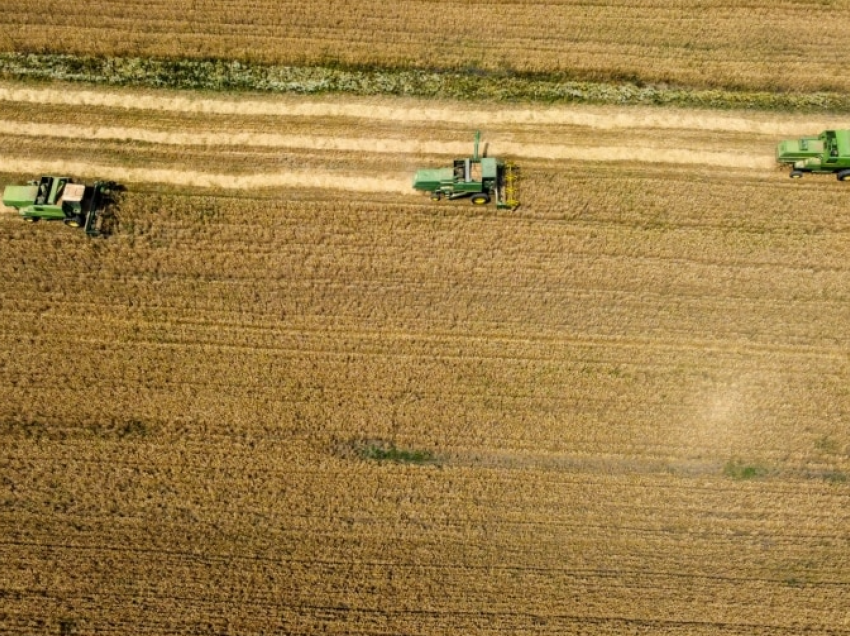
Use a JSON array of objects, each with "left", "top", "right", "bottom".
[
  {"left": 412, "top": 131, "right": 519, "bottom": 210},
  {"left": 2, "top": 176, "right": 117, "bottom": 236},
  {"left": 776, "top": 129, "right": 850, "bottom": 180}
]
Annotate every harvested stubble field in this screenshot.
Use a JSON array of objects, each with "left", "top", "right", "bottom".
[{"left": 1, "top": 80, "right": 850, "bottom": 634}]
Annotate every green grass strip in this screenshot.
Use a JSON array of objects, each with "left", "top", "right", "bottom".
[
  {"left": 723, "top": 458, "right": 769, "bottom": 480},
  {"left": 358, "top": 443, "right": 435, "bottom": 465}
]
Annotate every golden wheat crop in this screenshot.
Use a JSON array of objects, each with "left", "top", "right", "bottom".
[
  {"left": 1, "top": 82, "right": 850, "bottom": 634},
  {"left": 0, "top": 1, "right": 849, "bottom": 93}
]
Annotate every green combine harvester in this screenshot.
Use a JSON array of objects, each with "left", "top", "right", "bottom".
[
  {"left": 2, "top": 176, "right": 116, "bottom": 235},
  {"left": 412, "top": 131, "right": 519, "bottom": 209},
  {"left": 776, "top": 130, "right": 850, "bottom": 180}
]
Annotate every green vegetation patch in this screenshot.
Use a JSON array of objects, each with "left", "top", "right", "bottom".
[
  {"left": 820, "top": 470, "right": 848, "bottom": 484},
  {"left": 2, "top": 53, "right": 849, "bottom": 112},
  {"left": 360, "top": 445, "right": 434, "bottom": 464},
  {"left": 344, "top": 439, "right": 436, "bottom": 465},
  {"left": 723, "top": 458, "right": 769, "bottom": 480}
]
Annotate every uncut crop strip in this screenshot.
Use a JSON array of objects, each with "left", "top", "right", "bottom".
[
  {"left": 3, "top": 169, "right": 850, "bottom": 633},
  {"left": 3, "top": 174, "right": 850, "bottom": 464},
  {"left": 2, "top": 451, "right": 848, "bottom": 634},
  {"left": 1, "top": 1, "right": 850, "bottom": 95}
]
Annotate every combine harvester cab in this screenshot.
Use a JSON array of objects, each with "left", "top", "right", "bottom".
[
  {"left": 2, "top": 176, "right": 116, "bottom": 235},
  {"left": 412, "top": 131, "right": 520, "bottom": 210},
  {"left": 776, "top": 130, "right": 850, "bottom": 180}
]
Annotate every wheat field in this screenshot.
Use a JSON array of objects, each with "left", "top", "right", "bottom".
[
  {"left": 0, "top": 78, "right": 849, "bottom": 633},
  {"left": 1, "top": 1, "right": 850, "bottom": 93},
  {"left": 2, "top": 1, "right": 850, "bottom": 633}
]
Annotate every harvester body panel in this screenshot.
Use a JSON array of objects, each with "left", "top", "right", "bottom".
[
  {"left": 412, "top": 167, "right": 454, "bottom": 192},
  {"left": 2, "top": 185, "right": 38, "bottom": 209}
]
